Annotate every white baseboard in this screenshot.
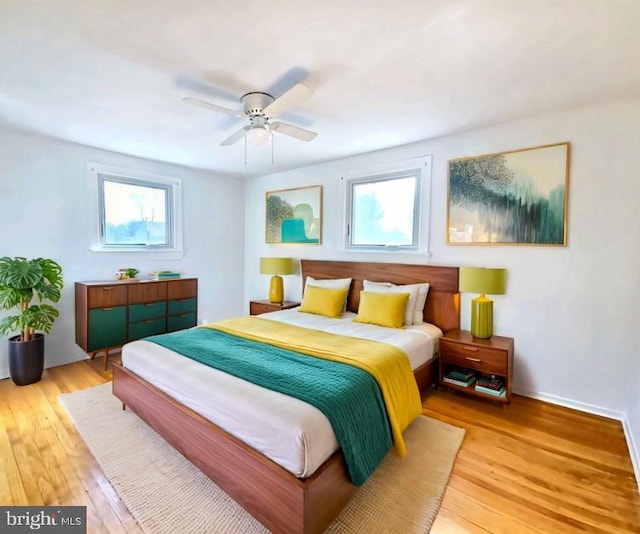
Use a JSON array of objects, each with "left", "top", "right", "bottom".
[
  {"left": 514, "top": 386, "right": 626, "bottom": 420},
  {"left": 514, "top": 386, "right": 640, "bottom": 494},
  {"left": 621, "top": 415, "right": 640, "bottom": 494}
]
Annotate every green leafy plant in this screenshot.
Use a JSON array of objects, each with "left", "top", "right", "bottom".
[
  {"left": 123, "top": 268, "right": 139, "bottom": 278},
  {"left": 0, "top": 257, "right": 64, "bottom": 341}
]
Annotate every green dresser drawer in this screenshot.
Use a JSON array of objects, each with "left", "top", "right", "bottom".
[
  {"left": 167, "top": 312, "right": 196, "bottom": 332},
  {"left": 129, "top": 301, "right": 167, "bottom": 322},
  {"left": 88, "top": 306, "right": 127, "bottom": 351},
  {"left": 129, "top": 317, "right": 167, "bottom": 341},
  {"left": 168, "top": 297, "right": 197, "bottom": 315}
]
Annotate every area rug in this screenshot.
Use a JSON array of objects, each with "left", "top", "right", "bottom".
[{"left": 60, "top": 383, "right": 465, "bottom": 533}]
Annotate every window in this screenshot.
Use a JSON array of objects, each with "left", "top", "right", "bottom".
[
  {"left": 344, "top": 157, "right": 430, "bottom": 252},
  {"left": 88, "top": 163, "right": 183, "bottom": 255}
]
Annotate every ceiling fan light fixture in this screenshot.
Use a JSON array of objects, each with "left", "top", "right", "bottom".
[{"left": 246, "top": 123, "right": 271, "bottom": 146}]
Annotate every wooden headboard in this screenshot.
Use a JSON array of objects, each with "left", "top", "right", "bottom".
[{"left": 301, "top": 260, "right": 460, "bottom": 333}]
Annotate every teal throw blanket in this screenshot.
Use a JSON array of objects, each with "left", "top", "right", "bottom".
[{"left": 147, "top": 327, "right": 392, "bottom": 485}]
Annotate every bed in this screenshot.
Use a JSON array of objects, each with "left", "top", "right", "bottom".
[{"left": 112, "top": 260, "right": 460, "bottom": 534}]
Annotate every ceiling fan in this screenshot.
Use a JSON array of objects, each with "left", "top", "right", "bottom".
[{"left": 182, "top": 83, "right": 317, "bottom": 146}]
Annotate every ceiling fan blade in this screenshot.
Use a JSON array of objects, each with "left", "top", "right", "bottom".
[
  {"left": 263, "top": 83, "right": 313, "bottom": 118},
  {"left": 270, "top": 121, "right": 317, "bottom": 142},
  {"left": 182, "top": 97, "right": 238, "bottom": 116},
  {"left": 220, "top": 126, "right": 250, "bottom": 146}
]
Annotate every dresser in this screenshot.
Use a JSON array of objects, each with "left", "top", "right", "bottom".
[{"left": 75, "top": 278, "right": 198, "bottom": 368}]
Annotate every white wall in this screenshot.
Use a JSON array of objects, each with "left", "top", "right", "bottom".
[
  {"left": 245, "top": 98, "right": 640, "bottom": 426},
  {"left": 0, "top": 127, "right": 246, "bottom": 378}
]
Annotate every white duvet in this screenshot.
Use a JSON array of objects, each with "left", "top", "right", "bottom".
[{"left": 121, "top": 308, "right": 442, "bottom": 478}]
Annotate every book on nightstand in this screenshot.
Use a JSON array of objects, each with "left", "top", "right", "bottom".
[
  {"left": 443, "top": 374, "right": 477, "bottom": 388},
  {"left": 476, "top": 376, "right": 504, "bottom": 391},
  {"left": 475, "top": 384, "right": 506, "bottom": 397},
  {"left": 446, "top": 368, "right": 476, "bottom": 382}
]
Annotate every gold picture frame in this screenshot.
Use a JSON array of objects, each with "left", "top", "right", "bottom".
[
  {"left": 447, "top": 142, "right": 570, "bottom": 246},
  {"left": 265, "top": 185, "right": 322, "bottom": 244}
]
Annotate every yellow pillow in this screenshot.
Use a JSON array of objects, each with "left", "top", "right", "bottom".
[
  {"left": 354, "top": 291, "right": 410, "bottom": 329},
  {"left": 299, "top": 285, "right": 349, "bottom": 318}
]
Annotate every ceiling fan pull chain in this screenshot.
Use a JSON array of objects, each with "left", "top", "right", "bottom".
[
  {"left": 271, "top": 133, "right": 274, "bottom": 164},
  {"left": 244, "top": 134, "right": 248, "bottom": 166}
]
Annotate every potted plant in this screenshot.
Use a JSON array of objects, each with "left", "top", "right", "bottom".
[{"left": 0, "top": 257, "right": 64, "bottom": 385}]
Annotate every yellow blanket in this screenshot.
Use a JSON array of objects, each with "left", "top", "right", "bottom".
[{"left": 203, "top": 316, "right": 422, "bottom": 456}]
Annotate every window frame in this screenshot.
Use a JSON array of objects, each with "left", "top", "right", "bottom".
[
  {"left": 88, "top": 163, "right": 183, "bottom": 258},
  {"left": 342, "top": 156, "right": 432, "bottom": 253}
]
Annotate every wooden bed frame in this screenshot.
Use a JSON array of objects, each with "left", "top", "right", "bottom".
[{"left": 112, "top": 260, "right": 459, "bottom": 534}]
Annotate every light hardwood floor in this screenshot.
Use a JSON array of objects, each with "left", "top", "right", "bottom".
[{"left": 1, "top": 357, "right": 639, "bottom": 533}]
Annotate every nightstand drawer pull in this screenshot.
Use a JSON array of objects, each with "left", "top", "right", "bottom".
[
  {"left": 463, "top": 346, "right": 479, "bottom": 352},
  {"left": 465, "top": 356, "right": 482, "bottom": 363},
  {"left": 102, "top": 287, "right": 114, "bottom": 291}
]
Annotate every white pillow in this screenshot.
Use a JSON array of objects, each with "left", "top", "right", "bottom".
[
  {"left": 363, "top": 279, "right": 420, "bottom": 326},
  {"left": 412, "top": 283, "right": 430, "bottom": 324},
  {"left": 305, "top": 276, "right": 352, "bottom": 311}
]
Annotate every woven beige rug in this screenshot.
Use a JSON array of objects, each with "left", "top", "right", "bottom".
[{"left": 60, "top": 383, "right": 465, "bottom": 533}]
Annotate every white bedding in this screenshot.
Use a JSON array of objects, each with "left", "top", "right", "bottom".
[{"left": 121, "top": 309, "right": 442, "bottom": 478}]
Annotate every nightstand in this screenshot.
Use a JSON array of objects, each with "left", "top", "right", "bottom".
[
  {"left": 439, "top": 330, "right": 514, "bottom": 404},
  {"left": 249, "top": 300, "right": 300, "bottom": 316}
]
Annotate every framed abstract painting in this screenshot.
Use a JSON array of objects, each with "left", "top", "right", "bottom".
[
  {"left": 265, "top": 185, "right": 322, "bottom": 244},
  {"left": 447, "top": 142, "right": 570, "bottom": 246}
]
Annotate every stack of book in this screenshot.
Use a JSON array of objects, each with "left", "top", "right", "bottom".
[
  {"left": 149, "top": 271, "right": 181, "bottom": 280},
  {"left": 442, "top": 368, "right": 476, "bottom": 388},
  {"left": 475, "top": 376, "right": 506, "bottom": 396}
]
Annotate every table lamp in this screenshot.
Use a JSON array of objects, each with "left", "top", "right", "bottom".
[
  {"left": 459, "top": 267, "right": 506, "bottom": 339},
  {"left": 259, "top": 257, "right": 294, "bottom": 304}
]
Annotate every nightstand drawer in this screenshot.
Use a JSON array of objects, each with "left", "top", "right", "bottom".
[
  {"left": 441, "top": 341, "right": 506, "bottom": 364},
  {"left": 250, "top": 302, "right": 278, "bottom": 315},
  {"left": 441, "top": 354, "right": 507, "bottom": 375},
  {"left": 250, "top": 300, "right": 300, "bottom": 316}
]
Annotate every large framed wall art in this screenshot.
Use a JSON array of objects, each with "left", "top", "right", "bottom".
[
  {"left": 447, "top": 142, "right": 570, "bottom": 246},
  {"left": 265, "top": 185, "right": 322, "bottom": 244}
]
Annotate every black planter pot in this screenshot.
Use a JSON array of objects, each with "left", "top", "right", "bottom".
[{"left": 8, "top": 333, "right": 45, "bottom": 386}]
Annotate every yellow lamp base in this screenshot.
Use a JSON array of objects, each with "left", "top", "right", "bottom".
[
  {"left": 269, "top": 275, "right": 284, "bottom": 304},
  {"left": 470, "top": 295, "right": 493, "bottom": 338}
]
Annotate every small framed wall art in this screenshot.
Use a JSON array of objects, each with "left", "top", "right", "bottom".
[
  {"left": 447, "top": 142, "right": 570, "bottom": 246},
  {"left": 265, "top": 185, "right": 322, "bottom": 244}
]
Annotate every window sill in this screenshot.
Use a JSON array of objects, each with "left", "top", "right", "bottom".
[{"left": 88, "top": 247, "right": 184, "bottom": 260}]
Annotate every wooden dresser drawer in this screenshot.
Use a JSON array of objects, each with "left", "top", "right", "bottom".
[
  {"left": 167, "top": 312, "right": 197, "bottom": 332},
  {"left": 128, "top": 281, "right": 167, "bottom": 304},
  {"left": 129, "top": 301, "right": 167, "bottom": 322},
  {"left": 168, "top": 297, "right": 197, "bottom": 315},
  {"left": 129, "top": 317, "right": 167, "bottom": 341},
  {"left": 87, "top": 285, "right": 128, "bottom": 308},
  {"left": 167, "top": 279, "right": 198, "bottom": 300}
]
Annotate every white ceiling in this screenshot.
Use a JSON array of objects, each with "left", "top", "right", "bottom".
[{"left": 1, "top": 0, "right": 639, "bottom": 178}]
